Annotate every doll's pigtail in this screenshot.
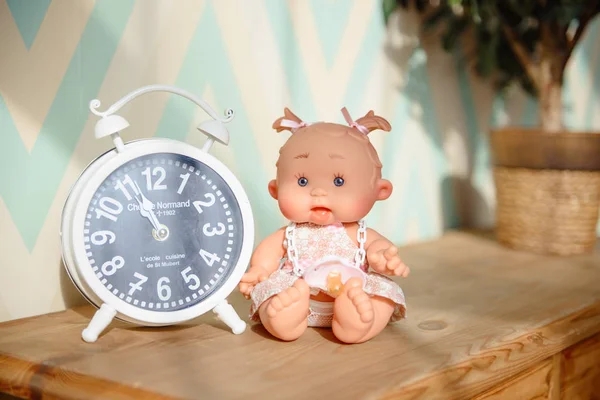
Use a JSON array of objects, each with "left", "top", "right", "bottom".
[
  {"left": 272, "top": 108, "right": 308, "bottom": 133},
  {"left": 341, "top": 107, "right": 391, "bottom": 135},
  {"left": 354, "top": 110, "right": 392, "bottom": 134}
]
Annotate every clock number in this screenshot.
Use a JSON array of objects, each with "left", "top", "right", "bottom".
[
  {"left": 199, "top": 249, "right": 221, "bottom": 267},
  {"left": 128, "top": 272, "right": 148, "bottom": 296},
  {"left": 101, "top": 256, "right": 125, "bottom": 276},
  {"left": 181, "top": 266, "right": 201, "bottom": 290},
  {"left": 203, "top": 222, "right": 225, "bottom": 236},
  {"left": 177, "top": 173, "right": 190, "bottom": 195},
  {"left": 142, "top": 167, "right": 167, "bottom": 191},
  {"left": 91, "top": 230, "right": 116, "bottom": 245},
  {"left": 157, "top": 277, "right": 171, "bottom": 301},
  {"left": 193, "top": 193, "right": 216, "bottom": 214},
  {"left": 114, "top": 174, "right": 138, "bottom": 200},
  {"left": 95, "top": 197, "right": 123, "bottom": 222}
]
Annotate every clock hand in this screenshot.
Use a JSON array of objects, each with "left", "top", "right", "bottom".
[
  {"left": 148, "top": 210, "right": 162, "bottom": 232},
  {"left": 133, "top": 181, "right": 169, "bottom": 241},
  {"left": 133, "top": 192, "right": 160, "bottom": 231},
  {"left": 132, "top": 182, "right": 161, "bottom": 231}
]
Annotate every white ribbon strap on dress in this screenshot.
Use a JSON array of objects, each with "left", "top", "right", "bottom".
[
  {"left": 284, "top": 222, "right": 302, "bottom": 276},
  {"left": 354, "top": 219, "right": 367, "bottom": 268}
]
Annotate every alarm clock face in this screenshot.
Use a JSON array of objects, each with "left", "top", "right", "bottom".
[{"left": 83, "top": 152, "right": 243, "bottom": 312}]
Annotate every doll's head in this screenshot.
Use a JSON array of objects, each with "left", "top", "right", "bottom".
[{"left": 268, "top": 107, "right": 393, "bottom": 225}]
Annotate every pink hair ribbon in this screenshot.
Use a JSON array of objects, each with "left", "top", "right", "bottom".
[
  {"left": 341, "top": 107, "right": 369, "bottom": 135},
  {"left": 280, "top": 119, "right": 308, "bottom": 133}
]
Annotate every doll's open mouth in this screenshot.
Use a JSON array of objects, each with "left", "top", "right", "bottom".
[{"left": 310, "top": 207, "right": 332, "bottom": 223}]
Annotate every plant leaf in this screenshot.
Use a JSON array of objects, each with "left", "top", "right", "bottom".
[
  {"left": 442, "top": 17, "right": 469, "bottom": 51},
  {"left": 422, "top": 5, "right": 453, "bottom": 32},
  {"left": 382, "top": 0, "right": 398, "bottom": 24}
]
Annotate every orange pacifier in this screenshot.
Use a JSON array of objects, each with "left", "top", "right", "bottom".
[{"left": 303, "top": 256, "right": 366, "bottom": 297}]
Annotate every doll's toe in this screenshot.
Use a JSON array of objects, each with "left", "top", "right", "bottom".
[
  {"left": 344, "top": 277, "right": 363, "bottom": 291},
  {"left": 266, "top": 297, "right": 282, "bottom": 317},
  {"left": 265, "top": 280, "right": 310, "bottom": 319},
  {"left": 276, "top": 290, "right": 293, "bottom": 307},
  {"left": 290, "top": 278, "right": 310, "bottom": 297},
  {"left": 358, "top": 308, "right": 374, "bottom": 323},
  {"left": 353, "top": 293, "right": 374, "bottom": 323},
  {"left": 342, "top": 278, "right": 374, "bottom": 324}
]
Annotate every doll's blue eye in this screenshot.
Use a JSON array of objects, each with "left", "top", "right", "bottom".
[
  {"left": 333, "top": 177, "right": 345, "bottom": 187},
  {"left": 298, "top": 177, "right": 308, "bottom": 187}
]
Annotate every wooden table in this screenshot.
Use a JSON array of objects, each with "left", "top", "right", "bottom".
[{"left": 1, "top": 231, "right": 599, "bottom": 400}]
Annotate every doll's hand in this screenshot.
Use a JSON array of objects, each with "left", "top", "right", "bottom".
[
  {"left": 367, "top": 245, "right": 410, "bottom": 277},
  {"left": 239, "top": 266, "right": 270, "bottom": 299}
]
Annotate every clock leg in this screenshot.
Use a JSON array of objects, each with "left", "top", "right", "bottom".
[
  {"left": 213, "top": 300, "right": 246, "bottom": 334},
  {"left": 82, "top": 303, "right": 117, "bottom": 343}
]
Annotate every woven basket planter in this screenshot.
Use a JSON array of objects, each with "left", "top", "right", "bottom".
[
  {"left": 491, "top": 128, "right": 600, "bottom": 256},
  {"left": 494, "top": 167, "right": 600, "bottom": 255}
]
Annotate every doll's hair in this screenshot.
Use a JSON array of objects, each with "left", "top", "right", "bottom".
[{"left": 273, "top": 107, "right": 391, "bottom": 169}]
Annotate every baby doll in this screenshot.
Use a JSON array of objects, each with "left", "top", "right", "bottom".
[{"left": 239, "top": 107, "right": 408, "bottom": 344}]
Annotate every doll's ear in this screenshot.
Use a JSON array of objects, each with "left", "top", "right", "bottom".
[
  {"left": 376, "top": 179, "right": 393, "bottom": 200},
  {"left": 272, "top": 108, "right": 304, "bottom": 133},
  {"left": 268, "top": 179, "right": 278, "bottom": 199},
  {"left": 356, "top": 111, "right": 391, "bottom": 134}
]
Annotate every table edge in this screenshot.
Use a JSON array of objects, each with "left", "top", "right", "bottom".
[
  {"left": 374, "top": 301, "right": 600, "bottom": 400},
  {"left": 0, "top": 352, "right": 179, "bottom": 400}
]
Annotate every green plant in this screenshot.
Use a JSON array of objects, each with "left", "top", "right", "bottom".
[{"left": 383, "top": 0, "right": 600, "bottom": 132}]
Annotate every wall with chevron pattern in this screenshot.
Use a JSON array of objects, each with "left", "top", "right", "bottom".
[{"left": 1, "top": 0, "right": 599, "bottom": 323}]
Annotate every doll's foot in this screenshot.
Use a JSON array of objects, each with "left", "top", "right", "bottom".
[
  {"left": 332, "top": 278, "right": 374, "bottom": 343},
  {"left": 259, "top": 279, "right": 310, "bottom": 341},
  {"left": 332, "top": 278, "right": 395, "bottom": 344}
]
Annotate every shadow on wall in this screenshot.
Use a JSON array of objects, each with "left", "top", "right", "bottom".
[
  {"left": 381, "top": 9, "right": 466, "bottom": 232},
  {"left": 382, "top": 7, "right": 499, "bottom": 232},
  {"left": 441, "top": 176, "right": 490, "bottom": 229}
]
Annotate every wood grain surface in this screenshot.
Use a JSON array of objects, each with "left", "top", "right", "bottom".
[
  {"left": 0, "top": 231, "right": 598, "bottom": 400},
  {"left": 560, "top": 332, "right": 600, "bottom": 399},
  {"left": 472, "top": 357, "right": 555, "bottom": 400}
]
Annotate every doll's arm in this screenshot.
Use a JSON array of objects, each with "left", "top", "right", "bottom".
[
  {"left": 249, "top": 227, "right": 287, "bottom": 275},
  {"left": 239, "top": 227, "right": 286, "bottom": 298},
  {"left": 364, "top": 228, "right": 410, "bottom": 277}
]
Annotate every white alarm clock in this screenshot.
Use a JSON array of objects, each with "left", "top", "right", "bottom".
[{"left": 60, "top": 85, "right": 254, "bottom": 342}]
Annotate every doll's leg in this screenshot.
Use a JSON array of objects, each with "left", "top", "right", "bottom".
[
  {"left": 332, "top": 278, "right": 395, "bottom": 344},
  {"left": 258, "top": 279, "right": 311, "bottom": 341}
]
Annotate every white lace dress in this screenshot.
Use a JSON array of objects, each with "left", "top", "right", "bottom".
[{"left": 249, "top": 221, "right": 406, "bottom": 327}]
